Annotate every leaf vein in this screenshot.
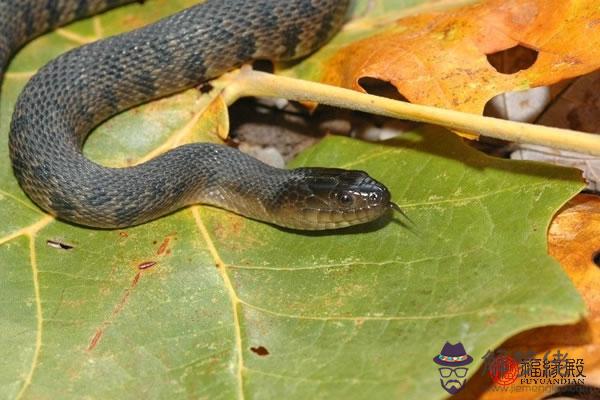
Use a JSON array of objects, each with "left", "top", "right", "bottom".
[
  {"left": 191, "top": 207, "right": 245, "bottom": 400},
  {"left": 14, "top": 233, "right": 44, "bottom": 400}
]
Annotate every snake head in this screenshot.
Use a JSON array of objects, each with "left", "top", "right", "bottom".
[{"left": 272, "top": 168, "right": 392, "bottom": 230}]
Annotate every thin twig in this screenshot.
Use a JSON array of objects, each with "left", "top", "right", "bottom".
[{"left": 224, "top": 67, "right": 600, "bottom": 156}]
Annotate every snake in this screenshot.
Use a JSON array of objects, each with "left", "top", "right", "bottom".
[{"left": 2, "top": 0, "right": 398, "bottom": 230}]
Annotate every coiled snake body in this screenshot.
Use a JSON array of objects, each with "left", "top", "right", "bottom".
[{"left": 2, "top": 0, "right": 393, "bottom": 230}]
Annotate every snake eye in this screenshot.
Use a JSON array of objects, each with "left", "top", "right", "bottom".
[
  {"left": 337, "top": 192, "right": 354, "bottom": 206},
  {"left": 368, "top": 192, "right": 380, "bottom": 204}
]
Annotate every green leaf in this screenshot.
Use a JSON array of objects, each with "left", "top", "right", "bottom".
[{"left": 0, "top": 1, "right": 586, "bottom": 399}]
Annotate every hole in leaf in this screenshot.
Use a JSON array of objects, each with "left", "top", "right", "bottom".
[
  {"left": 486, "top": 45, "right": 538, "bottom": 74},
  {"left": 252, "top": 60, "right": 274, "bottom": 73},
  {"left": 198, "top": 83, "right": 213, "bottom": 94},
  {"left": 358, "top": 77, "right": 409, "bottom": 102},
  {"left": 483, "top": 85, "right": 551, "bottom": 122},
  {"left": 250, "top": 346, "right": 270, "bottom": 356},
  {"left": 593, "top": 251, "right": 600, "bottom": 268},
  {"left": 46, "top": 240, "right": 74, "bottom": 250},
  {"left": 355, "top": 77, "right": 417, "bottom": 138}
]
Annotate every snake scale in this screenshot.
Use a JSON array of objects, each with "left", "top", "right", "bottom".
[{"left": 1, "top": 0, "right": 395, "bottom": 230}]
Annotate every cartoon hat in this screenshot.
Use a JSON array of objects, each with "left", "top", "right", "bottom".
[{"left": 433, "top": 342, "right": 473, "bottom": 366}]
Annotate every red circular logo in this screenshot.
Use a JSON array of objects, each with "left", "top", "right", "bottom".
[{"left": 488, "top": 355, "right": 519, "bottom": 386}]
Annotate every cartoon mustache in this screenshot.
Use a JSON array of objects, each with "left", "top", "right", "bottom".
[
  {"left": 442, "top": 379, "right": 462, "bottom": 388},
  {"left": 441, "top": 379, "right": 464, "bottom": 395}
]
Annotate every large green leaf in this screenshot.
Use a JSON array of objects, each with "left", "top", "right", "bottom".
[{"left": 0, "top": 1, "right": 586, "bottom": 399}]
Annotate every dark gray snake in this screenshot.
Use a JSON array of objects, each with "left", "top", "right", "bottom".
[{"left": 2, "top": 0, "right": 395, "bottom": 230}]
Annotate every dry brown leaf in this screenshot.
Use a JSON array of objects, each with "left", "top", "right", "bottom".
[{"left": 322, "top": 0, "right": 600, "bottom": 116}]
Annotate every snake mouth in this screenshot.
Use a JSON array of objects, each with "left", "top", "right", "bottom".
[{"left": 287, "top": 204, "right": 390, "bottom": 230}]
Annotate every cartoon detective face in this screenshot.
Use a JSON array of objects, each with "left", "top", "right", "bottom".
[
  {"left": 438, "top": 366, "right": 469, "bottom": 394},
  {"left": 433, "top": 342, "right": 474, "bottom": 395}
]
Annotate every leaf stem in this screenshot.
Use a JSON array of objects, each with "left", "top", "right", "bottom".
[{"left": 228, "top": 67, "right": 600, "bottom": 156}]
